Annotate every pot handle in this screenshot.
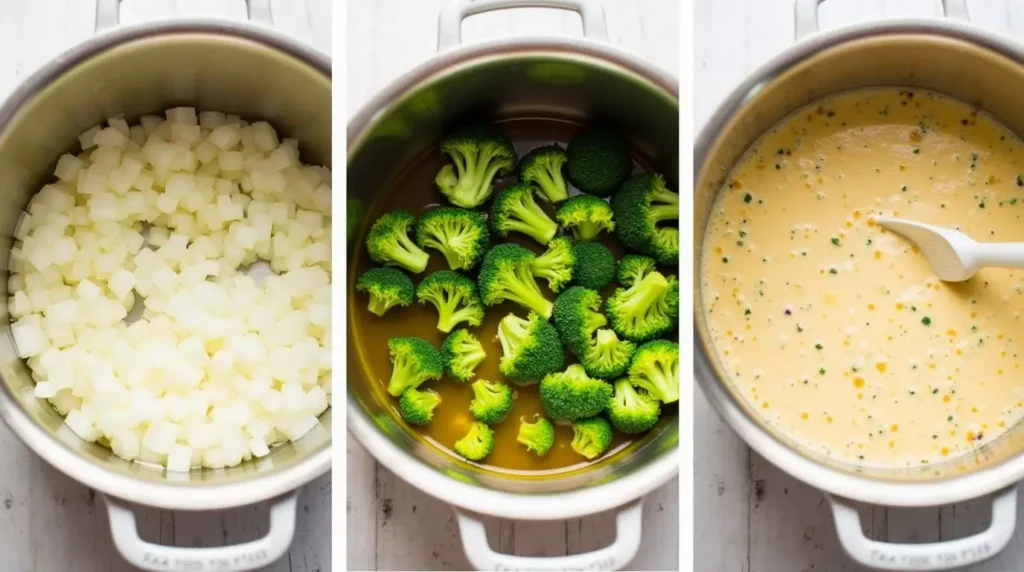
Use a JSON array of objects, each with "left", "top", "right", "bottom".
[
  {"left": 103, "top": 491, "right": 299, "bottom": 572},
  {"left": 454, "top": 499, "right": 643, "bottom": 571},
  {"left": 794, "top": 0, "right": 970, "bottom": 41},
  {"left": 437, "top": 0, "right": 609, "bottom": 52},
  {"left": 826, "top": 486, "right": 1017, "bottom": 571},
  {"left": 94, "top": 0, "right": 274, "bottom": 33}
]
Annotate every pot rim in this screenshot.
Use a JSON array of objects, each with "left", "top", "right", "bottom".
[
  {"left": 0, "top": 17, "right": 331, "bottom": 511},
  {"left": 695, "top": 16, "right": 1024, "bottom": 507},
  {"left": 347, "top": 35, "right": 679, "bottom": 519}
]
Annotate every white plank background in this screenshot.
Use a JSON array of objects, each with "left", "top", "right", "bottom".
[
  {"left": 345, "top": 1, "right": 679, "bottom": 570},
  {"left": 696, "top": 1, "right": 1024, "bottom": 571},
  {"left": 0, "top": 1, "right": 332, "bottom": 571}
]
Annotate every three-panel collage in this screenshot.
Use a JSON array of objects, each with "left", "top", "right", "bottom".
[{"left": 4, "top": 0, "right": 1024, "bottom": 571}]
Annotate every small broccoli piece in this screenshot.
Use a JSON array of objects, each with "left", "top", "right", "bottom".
[
  {"left": 539, "top": 364, "right": 612, "bottom": 421},
  {"left": 478, "top": 244, "right": 554, "bottom": 319},
  {"left": 469, "top": 379, "right": 514, "bottom": 424},
  {"left": 415, "top": 207, "right": 490, "bottom": 270},
  {"left": 355, "top": 267, "right": 414, "bottom": 316},
  {"left": 386, "top": 337, "right": 443, "bottom": 397},
  {"left": 399, "top": 388, "right": 442, "bottom": 426},
  {"left": 551, "top": 286, "right": 607, "bottom": 355},
  {"left": 565, "top": 129, "right": 631, "bottom": 197},
  {"left": 571, "top": 242, "right": 616, "bottom": 290},
  {"left": 435, "top": 127, "right": 517, "bottom": 208},
  {"left": 556, "top": 195, "right": 615, "bottom": 241},
  {"left": 490, "top": 183, "right": 559, "bottom": 245},
  {"left": 517, "top": 416, "right": 555, "bottom": 456},
  {"left": 606, "top": 271, "right": 679, "bottom": 342},
  {"left": 580, "top": 328, "right": 636, "bottom": 379},
  {"left": 497, "top": 312, "right": 565, "bottom": 384},
  {"left": 441, "top": 328, "right": 486, "bottom": 382},
  {"left": 607, "top": 378, "right": 660, "bottom": 434},
  {"left": 617, "top": 254, "right": 657, "bottom": 288},
  {"left": 611, "top": 173, "right": 679, "bottom": 265},
  {"left": 531, "top": 236, "right": 575, "bottom": 293},
  {"left": 416, "top": 270, "right": 485, "bottom": 333},
  {"left": 570, "top": 416, "right": 613, "bottom": 459},
  {"left": 366, "top": 210, "right": 431, "bottom": 273},
  {"left": 454, "top": 421, "right": 495, "bottom": 461},
  {"left": 629, "top": 339, "right": 679, "bottom": 404},
  {"left": 519, "top": 144, "right": 569, "bottom": 203}
]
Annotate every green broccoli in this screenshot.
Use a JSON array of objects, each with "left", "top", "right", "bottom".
[
  {"left": 355, "top": 267, "right": 414, "bottom": 316},
  {"left": 517, "top": 416, "right": 555, "bottom": 456},
  {"left": 366, "top": 210, "right": 431, "bottom": 273},
  {"left": 565, "top": 129, "right": 631, "bottom": 197},
  {"left": 539, "top": 364, "right": 612, "bottom": 421},
  {"left": 571, "top": 241, "right": 616, "bottom": 290},
  {"left": 570, "top": 416, "right": 613, "bottom": 459},
  {"left": 454, "top": 421, "right": 495, "bottom": 461},
  {"left": 478, "top": 244, "right": 554, "bottom": 319},
  {"left": 607, "top": 378, "right": 660, "bottom": 434},
  {"left": 610, "top": 173, "right": 679, "bottom": 265},
  {"left": 530, "top": 236, "right": 575, "bottom": 293},
  {"left": 556, "top": 195, "right": 615, "bottom": 241},
  {"left": 629, "top": 339, "right": 679, "bottom": 404},
  {"left": 435, "top": 127, "right": 517, "bottom": 208},
  {"left": 414, "top": 207, "right": 489, "bottom": 271},
  {"left": 519, "top": 144, "right": 569, "bottom": 203},
  {"left": 399, "top": 388, "right": 442, "bottom": 426},
  {"left": 580, "top": 328, "right": 636, "bottom": 379},
  {"left": 551, "top": 286, "right": 607, "bottom": 355},
  {"left": 616, "top": 254, "right": 657, "bottom": 288},
  {"left": 490, "top": 183, "right": 559, "bottom": 245},
  {"left": 386, "top": 337, "right": 443, "bottom": 396},
  {"left": 497, "top": 312, "right": 565, "bottom": 384},
  {"left": 416, "top": 270, "right": 485, "bottom": 333},
  {"left": 441, "top": 328, "right": 486, "bottom": 382},
  {"left": 469, "top": 379, "right": 514, "bottom": 424},
  {"left": 606, "top": 271, "right": 679, "bottom": 342}
]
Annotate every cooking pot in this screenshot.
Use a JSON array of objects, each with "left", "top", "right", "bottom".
[
  {"left": 695, "top": 0, "right": 1024, "bottom": 570},
  {"left": 347, "top": 1, "right": 678, "bottom": 569},
  {"left": 0, "top": 2, "right": 331, "bottom": 571}
]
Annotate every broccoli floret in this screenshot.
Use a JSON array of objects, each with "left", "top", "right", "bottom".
[
  {"left": 570, "top": 416, "right": 613, "bottom": 459},
  {"left": 629, "top": 339, "right": 679, "bottom": 404},
  {"left": 517, "top": 416, "right": 555, "bottom": 456},
  {"left": 539, "top": 364, "right": 612, "bottom": 421},
  {"left": 490, "top": 183, "right": 559, "bottom": 245},
  {"left": 617, "top": 254, "right": 657, "bottom": 288},
  {"left": 355, "top": 267, "right": 414, "bottom": 316},
  {"left": 518, "top": 144, "right": 569, "bottom": 203},
  {"left": 415, "top": 207, "right": 489, "bottom": 270},
  {"left": 454, "top": 421, "right": 495, "bottom": 461},
  {"left": 435, "top": 127, "right": 517, "bottom": 208},
  {"left": 580, "top": 328, "right": 636, "bottom": 379},
  {"left": 478, "top": 244, "right": 554, "bottom": 319},
  {"left": 610, "top": 173, "right": 679, "bottom": 265},
  {"left": 416, "top": 270, "right": 485, "bottom": 333},
  {"left": 441, "top": 328, "right": 486, "bottom": 382},
  {"left": 565, "top": 129, "right": 631, "bottom": 197},
  {"left": 399, "top": 388, "right": 442, "bottom": 426},
  {"left": 556, "top": 195, "right": 615, "bottom": 241},
  {"left": 469, "top": 379, "right": 514, "bottom": 424},
  {"left": 607, "top": 378, "right": 660, "bottom": 433},
  {"left": 531, "top": 236, "right": 575, "bottom": 293},
  {"left": 606, "top": 271, "right": 679, "bottom": 342},
  {"left": 571, "top": 242, "right": 616, "bottom": 290},
  {"left": 497, "top": 312, "right": 565, "bottom": 384},
  {"left": 366, "top": 210, "right": 431, "bottom": 273},
  {"left": 386, "top": 337, "right": 443, "bottom": 396},
  {"left": 551, "top": 286, "right": 607, "bottom": 355}
]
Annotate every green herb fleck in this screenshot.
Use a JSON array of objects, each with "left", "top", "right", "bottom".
[
  {"left": 829, "top": 268, "right": 838, "bottom": 275},
  {"left": 831, "top": 237, "right": 841, "bottom": 246},
  {"left": 922, "top": 316, "right": 931, "bottom": 326},
  {"left": 819, "top": 367, "right": 826, "bottom": 375},
  {"left": 743, "top": 193, "right": 752, "bottom": 203},
  {"left": 815, "top": 343, "right": 823, "bottom": 350}
]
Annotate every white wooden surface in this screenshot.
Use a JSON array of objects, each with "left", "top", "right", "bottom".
[
  {"left": 696, "top": 1, "right": 1024, "bottom": 571},
  {"left": 0, "top": 1, "right": 332, "bottom": 571},
  {"left": 345, "top": 1, "right": 679, "bottom": 570}
]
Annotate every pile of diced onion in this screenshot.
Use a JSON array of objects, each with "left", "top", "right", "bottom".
[{"left": 7, "top": 108, "right": 331, "bottom": 471}]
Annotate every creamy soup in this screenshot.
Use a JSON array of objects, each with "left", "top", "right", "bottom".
[{"left": 701, "top": 88, "right": 1024, "bottom": 467}]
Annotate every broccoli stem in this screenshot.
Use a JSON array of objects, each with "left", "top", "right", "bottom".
[
  {"left": 387, "top": 356, "right": 417, "bottom": 396},
  {"left": 504, "top": 212, "right": 557, "bottom": 244},
  {"left": 619, "top": 273, "right": 669, "bottom": 318},
  {"left": 498, "top": 316, "right": 528, "bottom": 357},
  {"left": 367, "top": 296, "right": 392, "bottom": 317},
  {"left": 638, "top": 361, "right": 679, "bottom": 403},
  {"left": 534, "top": 168, "right": 568, "bottom": 203},
  {"left": 649, "top": 204, "right": 678, "bottom": 224},
  {"left": 575, "top": 222, "right": 601, "bottom": 242},
  {"left": 391, "top": 234, "right": 430, "bottom": 273},
  {"left": 506, "top": 269, "right": 553, "bottom": 318}
]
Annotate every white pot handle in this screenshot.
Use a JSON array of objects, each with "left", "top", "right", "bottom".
[
  {"left": 104, "top": 491, "right": 299, "bottom": 572},
  {"left": 827, "top": 486, "right": 1017, "bottom": 571},
  {"left": 455, "top": 499, "right": 643, "bottom": 571},
  {"left": 794, "top": 0, "right": 970, "bottom": 41},
  {"left": 94, "top": 0, "right": 274, "bottom": 32},
  {"left": 437, "top": 0, "right": 609, "bottom": 52}
]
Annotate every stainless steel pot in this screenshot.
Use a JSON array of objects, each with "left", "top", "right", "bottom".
[
  {"left": 695, "top": 1, "right": 1024, "bottom": 570},
  {"left": 0, "top": 2, "right": 331, "bottom": 571},
  {"left": 347, "top": 1, "right": 678, "bottom": 569}
]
